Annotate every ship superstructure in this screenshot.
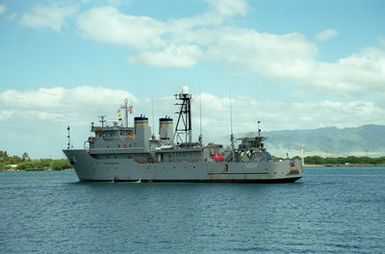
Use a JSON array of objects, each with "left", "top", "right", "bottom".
[{"left": 63, "top": 87, "right": 303, "bottom": 183}]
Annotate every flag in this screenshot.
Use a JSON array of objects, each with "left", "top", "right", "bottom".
[{"left": 117, "top": 109, "right": 123, "bottom": 121}]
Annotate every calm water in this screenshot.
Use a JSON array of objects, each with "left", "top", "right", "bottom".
[{"left": 1, "top": 167, "right": 384, "bottom": 253}]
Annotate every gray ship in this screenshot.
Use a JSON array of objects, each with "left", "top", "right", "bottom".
[{"left": 63, "top": 87, "right": 303, "bottom": 183}]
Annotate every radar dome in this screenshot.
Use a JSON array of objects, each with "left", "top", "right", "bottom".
[{"left": 181, "top": 86, "right": 189, "bottom": 95}]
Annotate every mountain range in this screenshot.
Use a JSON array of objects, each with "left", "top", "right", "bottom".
[{"left": 236, "top": 124, "right": 385, "bottom": 157}]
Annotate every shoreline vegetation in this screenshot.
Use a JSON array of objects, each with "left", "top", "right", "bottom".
[
  {"left": 0, "top": 150, "right": 72, "bottom": 172},
  {"left": 0, "top": 159, "right": 73, "bottom": 172},
  {"left": 302, "top": 155, "right": 385, "bottom": 167},
  {"left": 1, "top": 151, "right": 384, "bottom": 172}
]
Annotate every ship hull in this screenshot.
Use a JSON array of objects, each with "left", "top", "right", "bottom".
[
  {"left": 77, "top": 178, "right": 302, "bottom": 183},
  {"left": 63, "top": 149, "right": 304, "bottom": 183}
]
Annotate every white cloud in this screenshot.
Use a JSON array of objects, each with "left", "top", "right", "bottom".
[
  {"left": 129, "top": 44, "right": 203, "bottom": 68},
  {"left": 107, "top": 0, "right": 132, "bottom": 6},
  {"left": 0, "top": 86, "right": 136, "bottom": 123},
  {"left": 76, "top": 5, "right": 227, "bottom": 66},
  {"left": 0, "top": 110, "right": 12, "bottom": 121},
  {"left": 0, "top": 4, "right": 6, "bottom": 15},
  {"left": 202, "top": 28, "right": 385, "bottom": 94},
  {"left": 315, "top": 29, "right": 338, "bottom": 42},
  {"left": 207, "top": 29, "right": 318, "bottom": 80},
  {"left": 2, "top": 86, "right": 383, "bottom": 133},
  {"left": 20, "top": 4, "right": 78, "bottom": 32},
  {"left": 207, "top": 0, "right": 250, "bottom": 17},
  {"left": 309, "top": 48, "right": 385, "bottom": 93},
  {"left": 16, "top": 2, "right": 385, "bottom": 96},
  {"left": 77, "top": 7, "right": 166, "bottom": 49},
  {"left": 74, "top": 5, "right": 385, "bottom": 96},
  {"left": 76, "top": 5, "right": 231, "bottom": 50}
]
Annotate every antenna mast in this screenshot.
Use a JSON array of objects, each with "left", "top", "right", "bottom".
[
  {"left": 98, "top": 115, "right": 106, "bottom": 127},
  {"left": 198, "top": 86, "right": 202, "bottom": 146},
  {"left": 151, "top": 96, "right": 155, "bottom": 140},
  {"left": 257, "top": 120, "right": 261, "bottom": 137},
  {"left": 230, "top": 90, "right": 235, "bottom": 160},
  {"left": 120, "top": 98, "right": 131, "bottom": 128},
  {"left": 67, "top": 126, "right": 71, "bottom": 149},
  {"left": 173, "top": 86, "right": 192, "bottom": 144},
  {"left": 301, "top": 145, "right": 305, "bottom": 167}
]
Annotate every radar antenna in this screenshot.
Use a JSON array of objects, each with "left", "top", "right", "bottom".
[{"left": 173, "top": 86, "right": 192, "bottom": 144}]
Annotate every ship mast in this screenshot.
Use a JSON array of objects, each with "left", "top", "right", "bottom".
[
  {"left": 120, "top": 98, "right": 133, "bottom": 128},
  {"left": 98, "top": 115, "right": 106, "bottom": 127},
  {"left": 257, "top": 120, "right": 261, "bottom": 137},
  {"left": 230, "top": 90, "right": 235, "bottom": 160},
  {"left": 173, "top": 86, "right": 192, "bottom": 144},
  {"left": 198, "top": 85, "right": 203, "bottom": 146},
  {"left": 67, "top": 126, "right": 71, "bottom": 149},
  {"left": 151, "top": 95, "right": 156, "bottom": 140}
]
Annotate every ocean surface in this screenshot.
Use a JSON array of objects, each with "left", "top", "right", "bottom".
[{"left": 1, "top": 167, "right": 384, "bottom": 253}]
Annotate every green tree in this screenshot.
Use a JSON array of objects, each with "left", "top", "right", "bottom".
[
  {"left": 0, "top": 150, "right": 9, "bottom": 162},
  {"left": 21, "top": 152, "right": 30, "bottom": 162},
  {"left": 305, "top": 156, "right": 325, "bottom": 165},
  {"left": 49, "top": 160, "right": 72, "bottom": 170}
]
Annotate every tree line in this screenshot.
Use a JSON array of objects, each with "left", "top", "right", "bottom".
[
  {"left": 272, "top": 154, "right": 385, "bottom": 165},
  {"left": 304, "top": 155, "right": 385, "bottom": 165},
  {"left": 0, "top": 150, "right": 30, "bottom": 164},
  {"left": 0, "top": 150, "right": 72, "bottom": 171}
]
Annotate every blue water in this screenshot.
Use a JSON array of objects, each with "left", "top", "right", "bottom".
[{"left": 1, "top": 167, "right": 384, "bottom": 253}]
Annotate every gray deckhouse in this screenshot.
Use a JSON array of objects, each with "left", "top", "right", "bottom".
[{"left": 86, "top": 88, "right": 202, "bottom": 163}]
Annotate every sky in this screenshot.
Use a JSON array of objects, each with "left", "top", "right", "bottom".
[{"left": 1, "top": 0, "right": 385, "bottom": 158}]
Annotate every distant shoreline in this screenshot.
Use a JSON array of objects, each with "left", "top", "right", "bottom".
[
  {"left": 2, "top": 153, "right": 385, "bottom": 172},
  {"left": 0, "top": 158, "right": 73, "bottom": 172},
  {"left": 2, "top": 165, "right": 385, "bottom": 173},
  {"left": 0, "top": 168, "right": 74, "bottom": 172},
  {"left": 305, "top": 164, "right": 385, "bottom": 167}
]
